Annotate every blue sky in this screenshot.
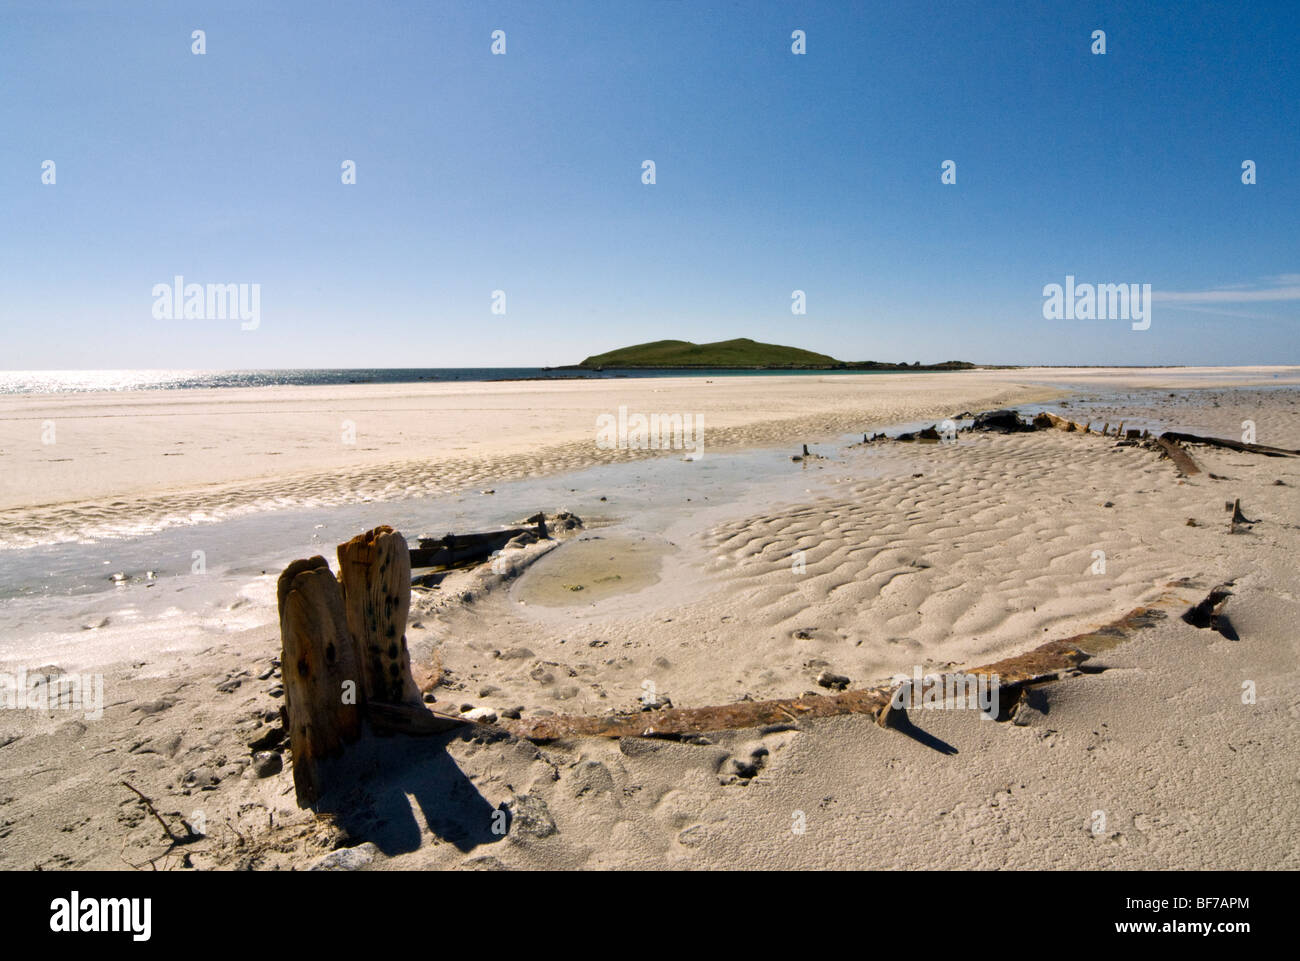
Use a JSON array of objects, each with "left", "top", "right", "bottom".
[{"left": 2, "top": 0, "right": 1297, "bottom": 368}]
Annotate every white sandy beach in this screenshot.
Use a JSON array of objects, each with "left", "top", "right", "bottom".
[
  {"left": 0, "top": 370, "right": 1062, "bottom": 548},
  {"left": 2, "top": 366, "right": 1293, "bottom": 549},
  {"left": 0, "top": 368, "right": 1297, "bottom": 870}
]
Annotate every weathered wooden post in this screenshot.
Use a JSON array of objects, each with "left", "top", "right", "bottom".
[
  {"left": 277, "top": 556, "right": 363, "bottom": 807},
  {"left": 278, "top": 527, "right": 469, "bottom": 807},
  {"left": 336, "top": 525, "right": 422, "bottom": 706}
]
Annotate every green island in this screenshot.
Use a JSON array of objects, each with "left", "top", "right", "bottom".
[{"left": 567, "top": 338, "right": 977, "bottom": 371}]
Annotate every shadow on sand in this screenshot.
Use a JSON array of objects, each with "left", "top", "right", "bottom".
[
  {"left": 889, "top": 715, "right": 959, "bottom": 755},
  {"left": 318, "top": 729, "right": 509, "bottom": 856}
]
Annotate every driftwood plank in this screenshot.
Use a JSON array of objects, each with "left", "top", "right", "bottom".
[
  {"left": 337, "top": 526, "right": 421, "bottom": 706},
  {"left": 277, "top": 556, "right": 363, "bottom": 807}
]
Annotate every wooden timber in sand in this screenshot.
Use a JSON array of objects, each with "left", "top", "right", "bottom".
[
  {"left": 276, "top": 556, "right": 365, "bottom": 807},
  {"left": 1154, "top": 436, "right": 1201, "bottom": 476},
  {"left": 1148, "top": 426, "right": 1300, "bottom": 477},
  {"left": 1158, "top": 431, "right": 1300, "bottom": 458},
  {"left": 1031, "top": 407, "right": 1299, "bottom": 461},
  {"left": 1023, "top": 409, "right": 1300, "bottom": 477},
  {"left": 278, "top": 526, "right": 469, "bottom": 808},
  {"left": 408, "top": 521, "right": 545, "bottom": 571},
  {"left": 498, "top": 592, "right": 1195, "bottom": 743},
  {"left": 1033, "top": 411, "right": 1090, "bottom": 432},
  {"left": 337, "top": 526, "right": 422, "bottom": 706}
]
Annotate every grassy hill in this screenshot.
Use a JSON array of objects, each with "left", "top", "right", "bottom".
[
  {"left": 573, "top": 338, "right": 976, "bottom": 371},
  {"left": 577, "top": 338, "right": 842, "bottom": 369}
]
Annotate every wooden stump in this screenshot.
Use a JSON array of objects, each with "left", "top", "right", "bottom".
[
  {"left": 277, "top": 556, "right": 364, "bottom": 807},
  {"left": 337, "top": 526, "right": 422, "bottom": 706}
]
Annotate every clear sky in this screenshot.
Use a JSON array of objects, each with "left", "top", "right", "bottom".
[{"left": 2, "top": 0, "right": 1297, "bottom": 369}]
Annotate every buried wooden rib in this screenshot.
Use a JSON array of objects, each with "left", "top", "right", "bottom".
[
  {"left": 505, "top": 688, "right": 892, "bottom": 741},
  {"left": 501, "top": 596, "right": 1186, "bottom": 743},
  {"left": 1154, "top": 436, "right": 1201, "bottom": 476},
  {"left": 1159, "top": 431, "right": 1300, "bottom": 458}
]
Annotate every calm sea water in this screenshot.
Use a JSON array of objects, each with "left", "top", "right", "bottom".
[{"left": 0, "top": 368, "right": 909, "bottom": 395}]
